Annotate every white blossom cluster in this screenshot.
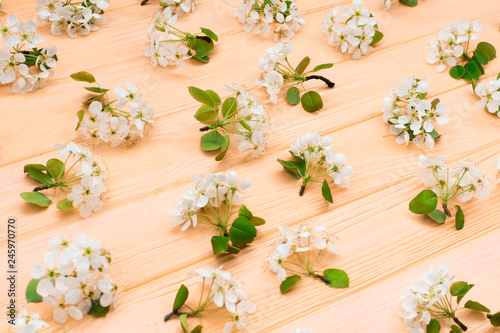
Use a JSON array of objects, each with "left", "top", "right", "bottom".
[
  {"left": 418, "top": 155, "right": 490, "bottom": 202},
  {"left": 188, "top": 265, "right": 256, "bottom": 332},
  {"left": 144, "top": 7, "right": 191, "bottom": 68},
  {"left": 474, "top": 78, "right": 500, "bottom": 116},
  {"left": 161, "top": 0, "right": 198, "bottom": 17},
  {"left": 382, "top": 77, "right": 449, "bottom": 149},
  {"left": 55, "top": 142, "right": 108, "bottom": 218},
  {"left": 237, "top": 0, "right": 305, "bottom": 42},
  {"left": 228, "top": 85, "right": 269, "bottom": 157},
  {"left": 36, "top": 0, "right": 110, "bottom": 37},
  {"left": 78, "top": 82, "right": 155, "bottom": 147},
  {"left": 291, "top": 132, "right": 354, "bottom": 188},
  {"left": 29, "top": 234, "right": 119, "bottom": 324},
  {"left": 14, "top": 311, "right": 49, "bottom": 333},
  {"left": 169, "top": 171, "right": 251, "bottom": 230},
  {"left": 0, "top": 14, "right": 58, "bottom": 93},
  {"left": 321, "top": 0, "right": 378, "bottom": 59},
  {"left": 256, "top": 42, "right": 292, "bottom": 103},
  {"left": 399, "top": 262, "right": 454, "bottom": 333},
  {"left": 267, "top": 224, "right": 339, "bottom": 281},
  {"left": 426, "top": 19, "right": 483, "bottom": 72}
]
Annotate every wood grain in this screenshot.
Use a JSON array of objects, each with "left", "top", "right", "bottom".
[{"left": 1, "top": 0, "right": 500, "bottom": 332}]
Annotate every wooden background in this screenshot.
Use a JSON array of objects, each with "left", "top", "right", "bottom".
[{"left": 1, "top": 0, "right": 500, "bottom": 332}]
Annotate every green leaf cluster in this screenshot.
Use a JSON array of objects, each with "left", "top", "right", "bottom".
[
  {"left": 186, "top": 28, "right": 218, "bottom": 63},
  {"left": 409, "top": 190, "right": 465, "bottom": 230},
  {"left": 449, "top": 42, "right": 496, "bottom": 81}
]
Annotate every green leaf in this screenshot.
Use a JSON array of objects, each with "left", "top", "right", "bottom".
[
  {"left": 450, "top": 325, "right": 461, "bottom": 333},
  {"left": 229, "top": 216, "right": 257, "bottom": 247},
  {"left": 449, "top": 65, "right": 465, "bottom": 79},
  {"left": 83, "top": 94, "right": 103, "bottom": 104},
  {"left": 476, "top": 41, "right": 496, "bottom": 60},
  {"left": 455, "top": 205, "right": 464, "bottom": 230},
  {"left": 464, "top": 300, "right": 490, "bottom": 313},
  {"left": 84, "top": 87, "right": 109, "bottom": 93},
  {"left": 221, "top": 97, "right": 237, "bottom": 118},
  {"left": 46, "top": 158, "right": 65, "bottom": 179},
  {"left": 472, "top": 79, "right": 478, "bottom": 92},
  {"left": 301, "top": 91, "right": 323, "bottom": 112},
  {"left": 427, "top": 319, "right": 441, "bottom": 333},
  {"left": 409, "top": 190, "right": 438, "bottom": 214},
  {"left": 180, "top": 313, "right": 188, "bottom": 333},
  {"left": 370, "top": 30, "right": 384, "bottom": 45},
  {"left": 28, "top": 168, "right": 53, "bottom": 185},
  {"left": 239, "top": 205, "right": 253, "bottom": 220},
  {"left": 75, "top": 110, "right": 85, "bottom": 130},
  {"left": 57, "top": 199, "right": 73, "bottom": 210},
  {"left": 226, "top": 244, "right": 241, "bottom": 254},
  {"left": 23, "top": 164, "right": 47, "bottom": 173},
  {"left": 399, "top": 0, "right": 418, "bottom": 6},
  {"left": 200, "top": 131, "right": 225, "bottom": 151},
  {"left": 471, "top": 55, "right": 484, "bottom": 75},
  {"left": 191, "top": 325, "right": 203, "bottom": 333},
  {"left": 205, "top": 90, "right": 221, "bottom": 105},
  {"left": 192, "top": 54, "right": 210, "bottom": 63},
  {"left": 200, "top": 27, "right": 218, "bottom": 41},
  {"left": 173, "top": 284, "right": 189, "bottom": 311},
  {"left": 70, "top": 71, "right": 96, "bottom": 83},
  {"left": 286, "top": 87, "right": 300, "bottom": 105},
  {"left": 295, "top": 56, "right": 310, "bottom": 75},
  {"left": 323, "top": 269, "right": 349, "bottom": 288},
  {"left": 277, "top": 159, "right": 302, "bottom": 179},
  {"left": 427, "top": 209, "right": 446, "bottom": 223},
  {"left": 321, "top": 180, "right": 333, "bottom": 203},
  {"left": 87, "top": 299, "right": 110, "bottom": 316},
  {"left": 194, "top": 105, "right": 218, "bottom": 123},
  {"left": 457, "top": 283, "right": 474, "bottom": 305},
  {"left": 428, "top": 129, "right": 440, "bottom": 139},
  {"left": 489, "top": 312, "right": 500, "bottom": 326},
  {"left": 473, "top": 50, "right": 490, "bottom": 65},
  {"left": 188, "top": 86, "right": 214, "bottom": 107},
  {"left": 211, "top": 236, "right": 230, "bottom": 255},
  {"left": 26, "top": 279, "right": 42, "bottom": 303},
  {"left": 431, "top": 98, "right": 440, "bottom": 109},
  {"left": 450, "top": 281, "right": 469, "bottom": 296},
  {"left": 215, "top": 135, "right": 230, "bottom": 161},
  {"left": 312, "top": 63, "right": 334, "bottom": 72},
  {"left": 250, "top": 216, "right": 265, "bottom": 226},
  {"left": 20, "top": 192, "right": 52, "bottom": 207},
  {"left": 462, "top": 61, "right": 481, "bottom": 81},
  {"left": 192, "top": 39, "right": 214, "bottom": 58},
  {"left": 280, "top": 275, "right": 301, "bottom": 293}
]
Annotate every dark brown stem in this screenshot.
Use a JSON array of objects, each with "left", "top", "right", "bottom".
[
  {"left": 196, "top": 36, "right": 212, "bottom": 43},
  {"left": 305, "top": 75, "right": 335, "bottom": 88},
  {"left": 443, "top": 203, "right": 451, "bottom": 217},
  {"left": 199, "top": 126, "right": 210, "bottom": 132},
  {"left": 164, "top": 310, "right": 186, "bottom": 322},
  {"left": 33, "top": 185, "right": 50, "bottom": 192},
  {"left": 299, "top": 185, "right": 305, "bottom": 196},
  {"left": 453, "top": 317, "right": 467, "bottom": 331},
  {"left": 315, "top": 274, "right": 331, "bottom": 284},
  {"left": 140, "top": 0, "right": 149, "bottom": 5}
]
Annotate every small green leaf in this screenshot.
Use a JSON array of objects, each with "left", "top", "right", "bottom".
[
  {"left": 286, "top": 87, "right": 300, "bottom": 105},
  {"left": 87, "top": 299, "right": 110, "bottom": 316},
  {"left": 295, "top": 56, "right": 310, "bottom": 75},
  {"left": 194, "top": 105, "right": 218, "bottom": 123},
  {"left": 409, "top": 190, "right": 438, "bottom": 214},
  {"left": 57, "top": 199, "right": 73, "bottom": 210},
  {"left": 238, "top": 205, "right": 252, "bottom": 220},
  {"left": 200, "top": 27, "right": 218, "bottom": 41},
  {"left": 449, "top": 65, "right": 465, "bottom": 79},
  {"left": 211, "top": 236, "right": 230, "bottom": 255},
  {"left": 473, "top": 50, "right": 490, "bottom": 65},
  {"left": 489, "top": 312, "right": 500, "bottom": 326},
  {"left": 427, "top": 209, "right": 446, "bottom": 223},
  {"left": 215, "top": 135, "right": 230, "bottom": 161},
  {"left": 250, "top": 216, "right": 265, "bottom": 226},
  {"left": 464, "top": 300, "right": 490, "bottom": 313},
  {"left": 26, "top": 279, "right": 42, "bottom": 303},
  {"left": 462, "top": 61, "right": 481, "bottom": 81},
  {"left": 370, "top": 30, "right": 384, "bottom": 45},
  {"left": 173, "top": 284, "right": 189, "bottom": 311},
  {"left": 200, "top": 131, "right": 225, "bottom": 151},
  {"left": 46, "top": 158, "right": 65, "bottom": 179},
  {"left": 84, "top": 87, "right": 109, "bottom": 93},
  {"left": 83, "top": 94, "right": 103, "bottom": 104},
  {"left": 192, "top": 39, "right": 214, "bottom": 58},
  {"left": 455, "top": 205, "right": 464, "bottom": 230},
  {"left": 191, "top": 325, "right": 203, "bottom": 333},
  {"left": 23, "top": 164, "right": 47, "bottom": 173},
  {"left": 429, "top": 129, "right": 440, "bottom": 139},
  {"left": 471, "top": 55, "right": 485, "bottom": 75},
  {"left": 179, "top": 313, "right": 188, "bottom": 333},
  {"left": 321, "top": 180, "right": 333, "bottom": 203},
  {"left": 476, "top": 41, "right": 496, "bottom": 60},
  {"left": 277, "top": 159, "right": 302, "bottom": 179},
  {"left": 70, "top": 71, "right": 96, "bottom": 83},
  {"left": 226, "top": 244, "right": 241, "bottom": 254},
  {"left": 20, "top": 192, "right": 52, "bottom": 207},
  {"left": 75, "top": 110, "right": 85, "bottom": 130},
  {"left": 280, "top": 275, "right": 301, "bottom": 293},
  {"left": 472, "top": 79, "right": 478, "bottom": 92},
  {"left": 188, "top": 86, "right": 214, "bottom": 107},
  {"left": 312, "top": 63, "right": 334, "bottom": 72},
  {"left": 449, "top": 325, "right": 461, "bottom": 333},
  {"left": 229, "top": 216, "right": 257, "bottom": 247},
  {"left": 399, "top": 0, "right": 418, "bottom": 6},
  {"left": 323, "top": 269, "right": 349, "bottom": 288},
  {"left": 450, "top": 281, "right": 469, "bottom": 296},
  {"left": 301, "top": 91, "right": 323, "bottom": 112},
  {"left": 221, "top": 97, "right": 237, "bottom": 118},
  {"left": 205, "top": 90, "right": 221, "bottom": 105},
  {"left": 192, "top": 54, "right": 210, "bottom": 63},
  {"left": 28, "top": 169, "right": 53, "bottom": 185},
  {"left": 457, "top": 284, "right": 474, "bottom": 304},
  {"left": 427, "top": 319, "right": 441, "bottom": 333}
]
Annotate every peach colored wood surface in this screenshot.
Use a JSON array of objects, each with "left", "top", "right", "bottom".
[{"left": 1, "top": 0, "right": 500, "bottom": 332}]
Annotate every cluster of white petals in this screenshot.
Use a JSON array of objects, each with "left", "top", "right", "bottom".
[
  {"left": 0, "top": 14, "right": 57, "bottom": 93},
  {"left": 256, "top": 42, "right": 292, "bottom": 103},
  {"left": 161, "top": 0, "right": 198, "bottom": 17},
  {"left": 382, "top": 77, "right": 449, "bottom": 149},
  {"left": 474, "top": 78, "right": 500, "bottom": 116},
  {"left": 237, "top": 0, "right": 305, "bottom": 42},
  {"left": 36, "top": 0, "right": 110, "bottom": 37},
  {"left": 426, "top": 19, "right": 482, "bottom": 72},
  {"left": 399, "top": 263, "right": 454, "bottom": 333},
  {"left": 14, "top": 311, "right": 49, "bottom": 333},
  {"left": 29, "top": 234, "right": 119, "bottom": 324}
]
